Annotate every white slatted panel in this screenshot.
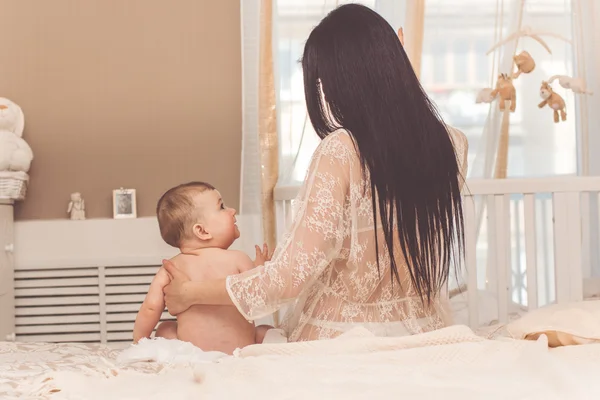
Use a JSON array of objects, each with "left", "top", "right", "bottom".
[
  {"left": 98, "top": 265, "right": 107, "bottom": 343},
  {"left": 553, "top": 192, "right": 571, "bottom": 304},
  {"left": 486, "top": 195, "right": 497, "bottom": 294},
  {"left": 494, "top": 194, "right": 511, "bottom": 323},
  {"left": 463, "top": 195, "right": 478, "bottom": 328},
  {"left": 14, "top": 264, "right": 175, "bottom": 345},
  {"left": 566, "top": 192, "right": 583, "bottom": 302},
  {"left": 14, "top": 267, "right": 101, "bottom": 343},
  {"left": 523, "top": 194, "right": 538, "bottom": 310},
  {"left": 581, "top": 192, "right": 592, "bottom": 280},
  {"left": 552, "top": 192, "right": 584, "bottom": 304}
]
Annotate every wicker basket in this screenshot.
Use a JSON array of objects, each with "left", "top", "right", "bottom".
[{"left": 0, "top": 171, "right": 29, "bottom": 201}]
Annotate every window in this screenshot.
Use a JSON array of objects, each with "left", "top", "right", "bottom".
[
  {"left": 430, "top": 41, "right": 448, "bottom": 85},
  {"left": 422, "top": 0, "right": 577, "bottom": 178},
  {"left": 453, "top": 40, "right": 470, "bottom": 84},
  {"left": 276, "top": 0, "right": 376, "bottom": 184},
  {"left": 474, "top": 40, "right": 490, "bottom": 85}
]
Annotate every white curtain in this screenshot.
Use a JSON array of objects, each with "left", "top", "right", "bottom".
[
  {"left": 240, "top": 0, "right": 263, "bottom": 252},
  {"left": 576, "top": 0, "right": 600, "bottom": 276}
]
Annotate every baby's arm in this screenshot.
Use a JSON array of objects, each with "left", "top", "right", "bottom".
[
  {"left": 227, "top": 250, "right": 256, "bottom": 273},
  {"left": 133, "top": 267, "right": 171, "bottom": 343},
  {"left": 227, "top": 244, "right": 272, "bottom": 273}
]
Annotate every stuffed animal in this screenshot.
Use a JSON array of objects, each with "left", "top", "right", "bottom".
[
  {"left": 490, "top": 73, "right": 516, "bottom": 112},
  {"left": 548, "top": 75, "right": 593, "bottom": 95},
  {"left": 538, "top": 81, "right": 567, "bottom": 123},
  {"left": 0, "top": 98, "right": 33, "bottom": 172},
  {"left": 475, "top": 88, "right": 497, "bottom": 104},
  {"left": 513, "top": 51, "right": 535, "bottom": 78}
]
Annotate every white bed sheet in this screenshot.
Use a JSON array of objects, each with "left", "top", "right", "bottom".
[{"left": 2, "top": 325, "right": 600, "bottom": 400}]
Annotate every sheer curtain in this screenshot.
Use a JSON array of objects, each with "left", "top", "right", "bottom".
[
  {"left": 576, "top": 0, "right": 600, "bottom": 276},
  {"left": 240, "top": 0, "right": 279, "bottom": 252},
  {"left": 240, "top": 0, "right": 263, "bottom": 248}
]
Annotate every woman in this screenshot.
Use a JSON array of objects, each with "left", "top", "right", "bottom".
[{"left": 163, "top": 4, "right": 468, "bottom": 342}]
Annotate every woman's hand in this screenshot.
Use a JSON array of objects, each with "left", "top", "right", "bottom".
[{"left": 162, "top": 259, "right": 194, "bottom": 316}]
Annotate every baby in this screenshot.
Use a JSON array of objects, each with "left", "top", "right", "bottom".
[{"left": 133, "top": 181, "right": 272, "bottom": 354}]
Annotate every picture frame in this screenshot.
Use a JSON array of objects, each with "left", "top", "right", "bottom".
[{"left": 112, "top": 188, "right": 137, "bottom": 219}]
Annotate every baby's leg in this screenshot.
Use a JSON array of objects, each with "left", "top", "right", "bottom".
[
  {"left": 155, "top": 320, "right": 178, "bottom": 340},
  {"left": 255, "top": 324, "right": 274, "bottom": 344}
]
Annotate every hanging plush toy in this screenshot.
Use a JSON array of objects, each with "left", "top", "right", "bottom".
[
  {"left": 548, "top": 75, "right": 593, "bottom": 95},
  {"left": 513, "top": 50, "right": 535, "bottom": 78},
  {"left": 538, "top": 81, "right": 566, "bottom": 123},
  {"left": 475, "top": 88, "right": 497, "bottom": 104},
  {"left": 490, "top": 73, "right": 516, "bottom": 112}
]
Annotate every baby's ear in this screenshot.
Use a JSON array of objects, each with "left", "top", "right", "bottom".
[{"left": 192, "top": 223, "right": 212, "bottom": 241}]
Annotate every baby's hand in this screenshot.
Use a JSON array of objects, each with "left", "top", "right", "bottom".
[{"left": 254, "top": 243, "right": 272, "bottom": 266}]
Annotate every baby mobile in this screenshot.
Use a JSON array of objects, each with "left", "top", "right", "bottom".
[{"left": 475, "top": 23, "right": 593, "bottom": 179}]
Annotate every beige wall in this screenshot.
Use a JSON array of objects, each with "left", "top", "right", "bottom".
[{"left": 0, "top": 0, "right": 241, "bottom": 220}]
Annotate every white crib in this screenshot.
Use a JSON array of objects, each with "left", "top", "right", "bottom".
[{"left": 275, "top": 176, "right": 600, "bottom": 330}]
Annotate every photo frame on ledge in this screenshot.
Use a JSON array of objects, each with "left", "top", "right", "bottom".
[{"left": 113, "top": 188, "right": 137, "bottom": 219}]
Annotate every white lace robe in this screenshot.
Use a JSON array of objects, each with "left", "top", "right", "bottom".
[{"left": 227, "top": 128, "right": 469, "bottom": 342}]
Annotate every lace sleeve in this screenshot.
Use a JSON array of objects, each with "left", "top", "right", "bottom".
[{"left": 226, "top": 132, "right": 352, "bottom": 321}]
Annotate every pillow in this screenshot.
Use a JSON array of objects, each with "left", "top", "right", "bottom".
[{"left": 506, "top": 300, "right": 600, "bottom": 347}]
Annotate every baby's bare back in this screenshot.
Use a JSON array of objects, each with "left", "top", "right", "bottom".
[{"left": 174, "top": 250, "right": 255, "bottom": 354}]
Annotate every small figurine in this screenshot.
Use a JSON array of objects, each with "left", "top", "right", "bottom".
[
  {"left": 67, "top": 192, "right": 86, "bottom": 220},
  {"left": 538, "top": 81, "right": 567, "bottom": 123},
  {"left": 490, "top": 73, "right": 517, "bottom": 112}
]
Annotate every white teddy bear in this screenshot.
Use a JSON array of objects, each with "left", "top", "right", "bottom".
[{"left": 0, "top": 97, "right": 33, "bottom": 172}]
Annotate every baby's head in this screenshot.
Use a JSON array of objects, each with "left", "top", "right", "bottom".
[{"left": 156, "top": 182, "right": 239, "bottom": 250}]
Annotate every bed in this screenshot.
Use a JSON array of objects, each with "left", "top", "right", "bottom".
[
  {"left": 1, "top": 176, "right": 600, "bottom": 399},
  {"left": 3, "top": 320, "right": 600, "bottom": 399}
]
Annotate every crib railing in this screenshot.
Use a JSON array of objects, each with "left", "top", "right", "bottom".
[{"left": 274, "top": 177, "right": 600, "bottom": 329}]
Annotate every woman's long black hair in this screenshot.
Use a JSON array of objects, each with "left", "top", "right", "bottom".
[{"left": 302, "top": 4, "right": 465, "bottom": 304}]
